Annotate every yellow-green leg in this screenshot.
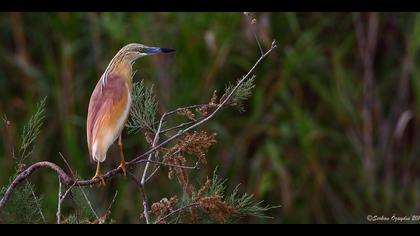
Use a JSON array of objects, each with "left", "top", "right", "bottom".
[
  {"left": 91, "top": 161, "right": 106, "bottom": 187},
  {"left": 117, "top": 135, "right": 127, "bottom": 176}
]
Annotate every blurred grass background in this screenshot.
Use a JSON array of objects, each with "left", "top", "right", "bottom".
[{"left": 0, "top": 12, "right": 419, "bottom": 223}]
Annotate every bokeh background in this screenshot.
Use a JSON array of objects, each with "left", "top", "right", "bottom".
[{"left": 0, "top": 12, "right": 419, "bottom": 223}]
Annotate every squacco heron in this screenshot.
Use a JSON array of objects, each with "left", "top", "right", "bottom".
[{"left": 87, "top": 43, "right": 174, "bottom": 184}]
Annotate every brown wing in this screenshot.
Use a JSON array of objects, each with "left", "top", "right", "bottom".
[{"left": 86, "top": 73, "right": 130, "bottom": 159}]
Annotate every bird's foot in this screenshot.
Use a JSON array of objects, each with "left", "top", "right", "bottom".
[
  {"left": 117, "top": 161, "right": 127, "bottom": 177},
  {"left": 91, "top": 173, "right": 106, "bottom": 187}
]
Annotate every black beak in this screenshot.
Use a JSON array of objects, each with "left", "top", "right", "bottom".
[
  {"left": 144, "top": 47, "right": 175, "bottom": 55},
  {"left": 160, "top": 48, "right": 176, "bottom": 53}
]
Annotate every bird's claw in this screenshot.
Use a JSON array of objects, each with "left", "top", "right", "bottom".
[
  {"left": 118, "top": 162, "right": 127, "bottom": 177},
  {"left": 91, "top": 174, "right": 106, "bottom": 187}
]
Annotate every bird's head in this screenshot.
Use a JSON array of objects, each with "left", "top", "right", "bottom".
[
  {"left": 102, "top": 43, "right": 175, "bottom": 84},
  {"left": 118, "top": 43, "right": 175, "bottom": 63}
]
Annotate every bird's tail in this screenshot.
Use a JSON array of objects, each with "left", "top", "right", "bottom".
[{"left": 92, "top": 142, "right": 106, "bottom": 163}]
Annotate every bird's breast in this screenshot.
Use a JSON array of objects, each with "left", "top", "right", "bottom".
[
  {"left": 87, "top": 73, "right": 132, "bottom": 162},
  {"left": 115, "top": 90, "right": 132, "bottom": 135}
]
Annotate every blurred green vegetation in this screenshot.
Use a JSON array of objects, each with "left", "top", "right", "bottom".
[{"left": 0, "top": 12, "right": 419, "bottom": 223}]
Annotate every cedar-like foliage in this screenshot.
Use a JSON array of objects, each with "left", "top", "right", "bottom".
[
  {"left": 221, "top": 75, "right": 256, "bottom": 112},
  {"left": 126, "top": 80, "right": 158, "bottom": 134},
  {"left": 149, "top": 169, "right": 276, "bottom": 224},
  {"left": 18, "top": 97, "right": 47, "bottom": 168},
  {"left": 0, "top": 179, "right": 44, "bottom": 224},
  {"left": 0, "top": 97, "right": 47, "bottom": 224}
]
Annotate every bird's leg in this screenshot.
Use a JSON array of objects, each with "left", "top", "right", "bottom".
[
  {"left": 117, "top": 135, "right": 127, "bottom": 176},
  {"left": 91, "top": 161, "right": 106, "bottom": 187}
]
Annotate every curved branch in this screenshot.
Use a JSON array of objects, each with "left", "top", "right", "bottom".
[{"left": 0, "top": 161, "right": 72, "bottom": 210}]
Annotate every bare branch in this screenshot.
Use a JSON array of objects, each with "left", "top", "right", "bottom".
[
  {"left": 59, "top": 152, "right": 75, "bottom": 179},
  {"left": 135, "top": 159, "right": 199, "bottom": 170},
  {"left": 143, "top": 149, "right": 197, "bottom": 184},
  {"left": 161, "top": 120, "right": 196, "bottom": 134},
  {"left": 144, "top": 164, "right": 161, "bottom": 184},
  {"left": 56, "top": 180, "right": 76, "bottom": 224},
  {"left": 56, "top": 178, "right": 62, "bottom": 224},
  {"left": 26, "top": 180, "right": 46, "bottom": 223},
  {"left": 59, "top": 152, "right": 98, "bottom": 223},
  {"left": 155, "top": 203, "right": 200, "bottom": 224},
  {"left": 244, "top": 12, "right": 264, "bottom": 56},
  {"left": 78, "top": 185, "right": 100, "bottom": 221},
  {"left": 106, "top": 191, "right": 118, "bottom": 215},
  {"left": 96, "top": 190, "right": 118, "bottom": 224},
  {"left": 127, "top": 171, "right": 150, "bottom": 224},
  {"left": 165, "top": 104, "right": 209, "bottom": 116},
  {"left": 134, "top": 112, "right": 166, "bottom": 224},
  {"left": 141, "top": 112, "right": 166, "bottom": 185}
]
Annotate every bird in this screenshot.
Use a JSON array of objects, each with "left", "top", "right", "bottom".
[{"left": 87, "top": 43, "right": 175, "bottom": 185}]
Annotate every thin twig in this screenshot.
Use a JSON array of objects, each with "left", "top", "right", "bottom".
[
  {"left": 127, "top": 171, "right": 150, "bottom": 224},
  {"left": 55, "top": 181, "right": 76, "bottom": 224},
  {"left": 68, "top": 191, "right": 80, "bottom": 224},
  {"left": 56, "top": 181, "right": 77, "bottom": 224},
  {"left": 26, "top": 179, "right": 46, "bottom": 223},
  {"left": 141, "top": 113, "right": 166, "bottom": 185},
  {"left": 155, "top": 203, "right": 200, "bottom": 224},
  {"left": 144, "top": 164, "right": 161, "bottom": 184},
  {"left": 135, "top": 158, "right": 198, "bottom": 170},
  {"left": 97, "top": 190, "right": 118, "bottom": 224},
  {"left": 165, "top": 104, "right": 208, "bottom": 116},
  {"left": 59, "top": 152, "right": 75, "bottom": 179},
  {"left": 78, "top": 186, "right": 100, "bottom": 221},
  {"left": 106, "top": 191, "right": 118, "bottom": 214},
  {"left": 143, "top": 149, "right": 185, "bottom": 184},
  {"left": 58, "top": 152, "right": 83, "bottom": 223},
  {"left": 56, "top": 178, "right": 62, "bottom": 224},
  {"left": 138, "top": 113, "right": 166, "bottom": 224},
  {"left": 244, "top": 12, "right": 264, "bottom": 56},
  {"left": 160, "top": 120, "right": 196, "bottom": 134}
]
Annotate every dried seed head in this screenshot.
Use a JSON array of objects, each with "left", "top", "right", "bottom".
[
  {"left": 177, "top": 108, "right": 196, "bottom": 121},
  {"left": 196, "top": 105, "right": 209, "bottom": 116},
  {"left": 144, "top": 131, "right": 154, "bottom": 145},
  {"left": 150, "top": 195, "right": 179, "bottom": 223},
  {"left": 197, "top": 196, "right": 237, "bottom": 223},
  {"left": 17, "top": 163, "right": 26, "bottom": 173},
  {"left": 209, "top": 90, "right": 218, "bottom": 108}
]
